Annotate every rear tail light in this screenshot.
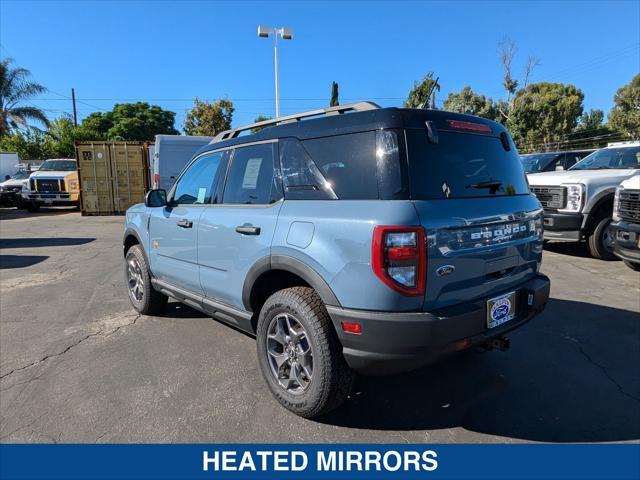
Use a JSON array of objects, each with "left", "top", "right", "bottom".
[
  {"left": 154, "top": 173, "right": 160, "bottom": 187},
  {"left": 372, "top": 226, "right": 426, "bottom": 296}
]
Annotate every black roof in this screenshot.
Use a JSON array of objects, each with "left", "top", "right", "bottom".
[{"left": 195, "top": 107, "right": 510, "bottom": 157}]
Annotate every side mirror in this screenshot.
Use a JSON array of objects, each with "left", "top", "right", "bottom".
[
  {"left": 555, "top": 165, "right": 565, "bottom": 171},
  {"left": 145, "top": 189, "right": 167, "bottom": 208}
]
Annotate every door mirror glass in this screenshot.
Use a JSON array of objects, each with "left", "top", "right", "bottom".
[{"left": 145, "top": 189, "right": 167, "bottom": 207}]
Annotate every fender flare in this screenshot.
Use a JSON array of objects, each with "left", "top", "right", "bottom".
[
  {"left": 123, "top": 228, "right": 143, "bottom": 254},
  {"left": 584, "top": 190, "right": 615, "bottom": 231},
  {"left": 590, "top": 190, "right": 615, "bottom": 215},
  {"left": 242, "top": 255, "right": 341, "bottom": 311},
  {"left": 123, "top": 228, "right": 151, "bottom": 269}
]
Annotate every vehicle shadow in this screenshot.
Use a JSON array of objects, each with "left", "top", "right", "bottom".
[
  {"left": 0, "top": 207, "right": 78, "bottom": 220},
  {"left": 0, "top": 255, "right": 49, "bottom": 269},
  {"left": 157, "top": 302, "right": 209, "bottom": 319},
  {"left": 317, "top": 298, "right": 640, "bottom": 442},
  {"left": 0, "top": 238, "right": 95, "bottom": 249},
  {"left": 543, "top": 241, "right": 619, "bottom": 260}
]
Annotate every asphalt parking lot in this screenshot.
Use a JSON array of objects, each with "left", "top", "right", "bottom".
[{"left": 0, "top": 207, "right": 639, "bottom": 443}]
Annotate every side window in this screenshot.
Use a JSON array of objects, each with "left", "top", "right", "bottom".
[
  {"left": 223, "top": 143, "right": 280, "bottom": 205},
  {"left": 546, "top": 154, "right": 564, "bottom": 171},
  {"left": 565, "top": 154, "right": 579, "bottom": 169},
  {"left": 302, "top": 131, "right": 378, "bottom": 200},
  {"left": 172, "top": 151, "right": 223, "bottom": 205},
  {"left": 280, "top": 138, "right": 337, "bottom": 200}
]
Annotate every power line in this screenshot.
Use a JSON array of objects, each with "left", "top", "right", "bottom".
[{"left": 30, "top": 96, "right": 405, "bottom": 102}]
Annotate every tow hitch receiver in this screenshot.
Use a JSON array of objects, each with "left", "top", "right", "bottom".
[{"left": 483, "top": 336, "right": 511, "bottom": 352}]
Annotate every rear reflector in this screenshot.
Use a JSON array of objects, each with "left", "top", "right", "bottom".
[
  {"left": 341, "top": 321, "right": 362, "bottom": 335},
  {"left": 455, "top": 339, "right": 473, "bottom": 350},
  {"left": 154, "top": 173, "right": 160, "bottom": 186},
  {"left": 447, "top": 119, "right": 492, "bottom": 134}
]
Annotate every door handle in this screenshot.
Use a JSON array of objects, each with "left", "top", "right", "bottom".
[
  {"left": 236, "top": 224, "right": 261, "bottom": 235},
  {"left": 176, "top": 219, "right": 193, "bottom": 228}
]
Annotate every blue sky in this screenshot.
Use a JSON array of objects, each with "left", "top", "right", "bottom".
[{"left": 1, "top": 0, "right": 639, "bottom": 130}]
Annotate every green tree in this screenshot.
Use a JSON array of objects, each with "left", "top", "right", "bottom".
[
  {"left": 565, "top": 109, "right": 612, "bottom": 148},
  {"left": 577, "top": 109, "right": 605, "bottom": 131},
  {"left": 404, "top": 71, "right": 440, "bottom": 109},
  {"left": 507, "top": 82, "right": 584, "bottom": 151},
  {"left": 499, "top": 38, "right": 519, "bottom": 103},
  {"left": 0, "top": 58, "right": 49, "bottom": 135},
  {"left": 330, "top": 81, "right": 339, "bottom": 107},
  {"left": 252, "top": 114, "right": 272, "bottom": 134},
  {"left": 608, "top": 74, "right": 640, "bottom": 139},
  {"left": 78, "top": 102, "right": 178, "bottom": 141},
  {"left": 183, "top": 98, "right": 234, "bottom": 137},
  {"left": 44, "top": 115, "right": 102, "bottom": 157},
  {"left": 443, "top": 86, "right": 501, "bottom": 122},
  {"left": 0, "top": 129, "right": 54, "bottom": 160}
]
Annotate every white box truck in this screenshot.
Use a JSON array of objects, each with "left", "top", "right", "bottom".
[
  {"left": 0, "top": 152, "right": 21, "bottom": 180},
  {"left": 149, "top": 135, "right": 213, "bottom": 192}
]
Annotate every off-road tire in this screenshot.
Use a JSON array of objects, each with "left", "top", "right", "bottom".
[
  {"left": 256, "top": 287, "right": 354, "bottom": 418},
  {"left": 624, "top": 260, "right": 640, "bottom": 272},
  {"left": 587, "top": 215, "right": 616, "bottom": 260},
  {"left": 125, "top": 245, "right": 167, "bottom": 315}
]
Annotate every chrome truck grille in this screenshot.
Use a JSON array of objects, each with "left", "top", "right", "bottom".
[
  {"left": 530, "top": 186, "right": 566, "bottom": 211},
  {"left": 34, "top": 179, "right": 65, "bottom": 192},
  {"left": 618, "top": 189, "right": 640, "bottom": 224}
]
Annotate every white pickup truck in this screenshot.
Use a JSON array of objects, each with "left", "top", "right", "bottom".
[
  {"left": 613, "top": 174, "right": 640, "bottom": 270},
  {"left": 528, "top": 141, "right": 640, "bottom": 260}
]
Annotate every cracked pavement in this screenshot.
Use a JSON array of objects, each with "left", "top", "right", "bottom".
[{"left": 0, "top": 208, "right": 639, "bottom": 443}]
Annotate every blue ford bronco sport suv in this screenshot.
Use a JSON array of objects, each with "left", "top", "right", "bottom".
[{"left": 123, "top": 102, "right": 550, "bottom": 417}]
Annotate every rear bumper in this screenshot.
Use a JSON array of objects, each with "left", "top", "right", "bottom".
[
  {"left": 613, "top": 220, "right": 640, "bottom": 264},
  {"left": 327, "top": 273, "right": 550, "bottom": 375}
]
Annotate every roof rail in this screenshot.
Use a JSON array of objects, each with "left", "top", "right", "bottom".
[{"left": 210, "top": 101, "right": 381, "bottom": 143}]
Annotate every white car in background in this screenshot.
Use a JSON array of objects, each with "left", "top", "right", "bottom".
[{"left": 528, "top": 141, "right": 640, "bottom": 259}]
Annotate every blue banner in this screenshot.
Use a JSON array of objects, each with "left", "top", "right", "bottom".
[{"left": 1, "top": 444, "right": 638, "bottom": 480}]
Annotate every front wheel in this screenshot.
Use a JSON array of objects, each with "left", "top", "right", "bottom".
[
  {"left": 256, "top": 287, "right": 354, "bottom": 418},
  {"left": 624, "top": 260, "right": 640, "bottom": 272},
  {"left": 587, "top": 215, "right": 616, "bottom": 260},
  {"left": 125, "top": 245, "right": 167, "bottom": 315}
]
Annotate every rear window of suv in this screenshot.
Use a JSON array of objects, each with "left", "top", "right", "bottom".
[{"left": 406, "top": 129, "right": 529, "bottom": 199}]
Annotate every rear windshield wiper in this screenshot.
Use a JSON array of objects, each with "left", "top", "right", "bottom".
[{"left": 466, "top": 180, "right": 503, "bottom": 190}]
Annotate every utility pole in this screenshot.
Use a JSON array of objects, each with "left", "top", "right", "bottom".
[{"left": 71, "top": 88, "right": 78, "bottom": 127}]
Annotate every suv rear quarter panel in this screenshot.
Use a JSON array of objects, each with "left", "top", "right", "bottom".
[{"left": 272, "top": 200, "right": 424, "bottom": 311}]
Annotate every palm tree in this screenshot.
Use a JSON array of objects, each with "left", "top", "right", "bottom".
[{"left": 0, "top": 58, "right": 49, "bottom": 135}]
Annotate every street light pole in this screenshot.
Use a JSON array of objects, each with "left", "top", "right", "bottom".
[
  {"left": 273, "top": 31, "right": 279, "bottom": 118},
  {"left": 258, "top": 25, "right": 293, "bottom": 118}
]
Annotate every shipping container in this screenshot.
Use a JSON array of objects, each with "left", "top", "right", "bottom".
[{"left": 75, "top": 141, "right": 149, "bottom": 215}]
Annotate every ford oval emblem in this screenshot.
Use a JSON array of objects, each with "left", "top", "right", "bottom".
[{"left": 436, "top": 265, "right": 455, "bottom": 277}]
